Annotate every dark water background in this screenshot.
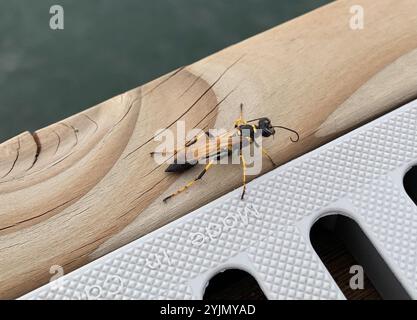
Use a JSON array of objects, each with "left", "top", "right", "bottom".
[{"left": 0, "top": 0, "right": 331, "bottom": 142}]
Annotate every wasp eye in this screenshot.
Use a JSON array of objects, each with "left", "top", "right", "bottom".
[{"left": 258, "top": 118, "right": 271, "bottom": 129}]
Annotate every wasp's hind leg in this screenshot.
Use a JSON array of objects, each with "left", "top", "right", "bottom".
[
  {"left": 163, "top": 161, "right": 214, "bottom": 202},
  {"left": 150, "top": 150, "right": 177, "bottom": 156},
  {"left": 239, "top": 149, "right": 247, "bottom": 200},
  {"left": 150, "top": 131, "right": 210, "bottom": 157}
]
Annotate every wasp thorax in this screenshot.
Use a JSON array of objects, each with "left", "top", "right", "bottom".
[{"left": 239, "top": 124, "right": 256, "bottom": 140}]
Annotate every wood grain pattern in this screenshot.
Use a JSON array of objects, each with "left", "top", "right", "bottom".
[{"left": 1, "top": 0, "right": 417, "bottom": 299}]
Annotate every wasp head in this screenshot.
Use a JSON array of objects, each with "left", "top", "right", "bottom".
[
  {"left": 254, "top": 117, "right": 300, "bottom": 142},
  {"left": 256, "top": 118, "right": 275, "bottom": 137}
]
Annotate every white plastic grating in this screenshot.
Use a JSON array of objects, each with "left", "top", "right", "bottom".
[{"left": 22, "top": 98, "right": 417, "bottom": 300}]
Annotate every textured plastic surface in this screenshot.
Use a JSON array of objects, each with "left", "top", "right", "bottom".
[{"left": 22, "top": 99, "right": 417, "bottom": 300}]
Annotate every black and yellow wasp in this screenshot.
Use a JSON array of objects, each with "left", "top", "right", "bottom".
[{"left": 151, "top": 104, "right": 299, "bottom": 202}]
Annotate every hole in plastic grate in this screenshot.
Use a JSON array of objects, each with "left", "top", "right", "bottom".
[
  {"left": 203, "top": 269, "right": 267, "bottom": 300},
  {"left": 404, "top": 166, "right": 417, "bottom": 205},
  {"left": 310, "top": 214, "right": 410, "bottom": 300}
]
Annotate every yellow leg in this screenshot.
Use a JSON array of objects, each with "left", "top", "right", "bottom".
[
  {"left": 261, "top": 147, "right": 277, "bottom": 167},
  {"left": 163, "top": 161, "right": 214, "bottom": 202},
  {"left": 150, "top": 149, "right": 178, "bottom": 156},
  {"left": 234, "top": 103, "right": 247, "bottom": 127},
  {"left": 240, "top": 151, "right": 247, "bottom": 200},
  {"left": 185, "top": 130, "right": 207, "bottom": 147},
  {"left": 150, "top": 131, "right": 207, "bottom": 156}
]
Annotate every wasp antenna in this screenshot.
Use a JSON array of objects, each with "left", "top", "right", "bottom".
[
  {"left": 273, "top": 126, "right": 300, "bottom": 143},
  {"left": 246, "top": 118, "right": 262, "bottom": 123}
]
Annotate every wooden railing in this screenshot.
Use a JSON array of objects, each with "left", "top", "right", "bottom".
[{"left": 0, "top": 0, "right": 417, "bottom": 299}]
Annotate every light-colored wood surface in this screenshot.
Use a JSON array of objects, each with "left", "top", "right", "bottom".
[{"left": 1, "top": 0, "right": 417, "bottom": 299}]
